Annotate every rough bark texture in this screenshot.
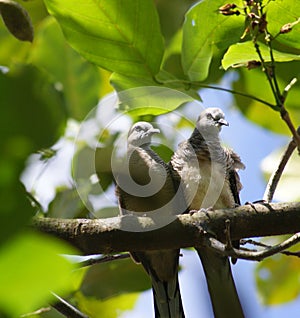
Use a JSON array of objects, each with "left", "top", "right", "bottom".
[{"left": 32, "top": 202, "right": 300, "bottom": 255}]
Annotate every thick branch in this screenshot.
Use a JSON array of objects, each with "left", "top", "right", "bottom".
[{"left": 32, "top": 202, "right": 300, "bottom": 255}]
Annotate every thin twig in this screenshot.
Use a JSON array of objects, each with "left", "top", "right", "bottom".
[
  {"left": 206, "top": 232, "right": 300, "bottom": 261},
  {"left": 51, "top": 293, "right": 89, "bottom": 318},
  {"left": 241, "top": 238, "right": 300, "bottom": 258},
  {"left": 78, "top": 253, "right": 131, "bottom": 267},
  {"left": 254, "top": 42, "right": 279, "bottom": 105},
  {"left": 263, "top": 139, "right": 297, "bottom": 202},
  {"left": 267, "top": 39, "right": 281, "bottom": 99},
  {"left": 21, "top": 307, "right": 51, "bottom": 317},
  {"left": 280, "top": 110, "right": 300, "bottom": 151}
]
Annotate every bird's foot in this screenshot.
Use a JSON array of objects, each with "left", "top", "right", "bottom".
[
  {"left": 189, "top": 209, "right": 198, "bottom": 216},
  {"left": 189, "top": 207, "right": 213, "bottom": 216},
  {"left": 245, "top": 199, "right": 268, "bottom": 210}
]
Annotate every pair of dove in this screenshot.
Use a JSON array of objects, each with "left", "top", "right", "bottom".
[{"left": 116, "top": 108, "right": 245, "bottom": 318}]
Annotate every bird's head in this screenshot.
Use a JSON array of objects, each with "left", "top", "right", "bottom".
[
  {"left": 127, "top": 121, "right": 160, "bottom": 147},
  {"left": 196, "top": 107, "right": 229, "bottom": 136}
]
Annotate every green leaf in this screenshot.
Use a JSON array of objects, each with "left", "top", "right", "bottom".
[
  {"left": 75, "top": 291, "right": 138, "bottom": 318},
  {"left": 267, "top": 0, "right": 300, "bottom": 50},
  {"left": 0, "top": 65, "right": 66, "bottom": 243},
  {"left": 182, "top": 0, "right": 244, "bottom": 81},
  {"left": 44, "top": 0, "right": 164, "bottom": 78},
  {"left": 154, "top": 0, "right": 194, "bottom": 43},
  {"left": 81, "top": 258, "right": 150, "bottom": 299},
  {"left": 0, "top": 231, "right": 78, "bottom": 316},
  {"left": 116, "top": 86, "right": 195, "bottom": 117},
  {"left": 0, "top": 0, "right": 34, "bottom": 42},
  {"left": 256, "top": 250, "right": 300, "bottom": 305},
  {"left": 261, "top": 147, "right": 300, "bottom": 201},
  {"left": 29, "top": 17, "right": 101, "bottom": 121},
  {"left": 0, "top": 65, "right": 66, "bottom": 150},
  {"left": 222, "top": 42, "right": 300, "bottom": 70},
  {"left": 0, "top": 181, "right": 33, "bottom": 245}
]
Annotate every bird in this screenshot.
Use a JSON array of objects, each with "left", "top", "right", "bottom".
[
  {"left": 170, "top": 107, "right": 245, "bottom": 318},
  {"left": 115, "top": 121, "right": 185, "bottom": 318}
]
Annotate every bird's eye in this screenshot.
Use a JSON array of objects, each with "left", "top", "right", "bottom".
[{"left": 206, "top": 113, "right": 213, "bottom": 120}]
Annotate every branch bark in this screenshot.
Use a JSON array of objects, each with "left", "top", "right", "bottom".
[{"left": 32, "top": 202, "right": 300, "bottom": 255}]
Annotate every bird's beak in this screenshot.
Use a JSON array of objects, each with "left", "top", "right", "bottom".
[
  {"left": 149, "top": 128, "right": 160, "bottom": 134},
  {"left": 217, "top": 118, "right": 229, "bottom": 126}
]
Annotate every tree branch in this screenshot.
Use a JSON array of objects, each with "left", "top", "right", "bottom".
[
  {"left": 32, "top": 202, "right": 300, "bottom": 255},
  {"left": 263, "top": 138, "right": 297, "bottom": 202},
  {"left": 205, "top": 232, "right": 300, "bottom": 261}
]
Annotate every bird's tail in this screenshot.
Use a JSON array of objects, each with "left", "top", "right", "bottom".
[
  {"left": 197, "top": 247, "right": 244, "bottom": 318},
  {"left": 151, "top": 274, "right": 185, "bottom": 318}
]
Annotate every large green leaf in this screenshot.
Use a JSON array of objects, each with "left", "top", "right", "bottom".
[
  {"left": 29, "top": 17, "right": 101, "bottom": 120},
  {"left": 266, "top": 0, "right": 300, "bottom": 50},
  {"left": 182, "top": 0, "right": 244, "bottom": 81},
  {"left": 222, "top": 42, "right": 300, "bottom": 70},
  {"left": 0, "top": 231, "right": 78, "bottom": 316},
  {"left": 154, "top": 0, "right": 196, "bottom": 43},
  {"left": 44, "top": 0, "right": 164, "bottom": 78},
  {"left": 111, "top": 74, "right": 199, "bottom": 117},
  {"left": 0, "top": 65, "right": 66, "bottom": 149},
  {"left": 116, "top": 86, "right": 196, "bottom": 117}
]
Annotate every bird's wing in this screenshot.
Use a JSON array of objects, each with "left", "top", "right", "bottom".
[
  {"left": 116, "top": 141, "right": 185, "bottom": 318},
  {"left": 170, "top": 118, "right": 244, "bottom": 318}
]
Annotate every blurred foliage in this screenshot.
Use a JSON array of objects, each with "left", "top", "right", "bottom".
[
  {"left": 81, "top": 258, "right": 150, "bottom": 299},
  {"left": 0, "top": 232, "right": 78, "bottom": 316},
  {"left": 1, "top": 0, "right": 300, "bottom": 316},
  {"left": 255, "top": 238, "right": 300, "bottom": 305}
]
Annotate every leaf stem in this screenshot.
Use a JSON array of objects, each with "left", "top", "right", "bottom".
[
  {"left": 162, "top": 79, "right": 277, "bottom": 109},
  {"left": 254, "top": 42, "right": 279, "bottom": 105}
]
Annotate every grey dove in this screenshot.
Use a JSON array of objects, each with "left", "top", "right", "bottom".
[
  {"left": 116, "top": 122, "right": 185, "bottom": 318},
  {"left": 170, "top": 108, "right": 245, "bottom": 318}
]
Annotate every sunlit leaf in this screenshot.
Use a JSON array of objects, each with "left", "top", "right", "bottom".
[
  {"left": 76, "top": 291, "right": 139, "bottom": 318},
  {"left": 116, "top": 86, "right": 196, "bottom": 117},
  {"left": 0, "top": 231, "right": 78, "bottom": 316},
  {"left": 44, "top": 0, "right": 164, "bottom": 78},
  {"left": 29, "top": 17, "right": 101, "bottom": 120},
  {"left": 267, "top": 0, "right": 300, "bottom": 50},
  {"left": 222, "top": 42, "right": 300, "bottom": 70},
  {"left": 182, "top": 0, "right": 244, "bottom": 81},
  {"left": 256, "top": 251, "right": 300, "bottom": 305}
]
